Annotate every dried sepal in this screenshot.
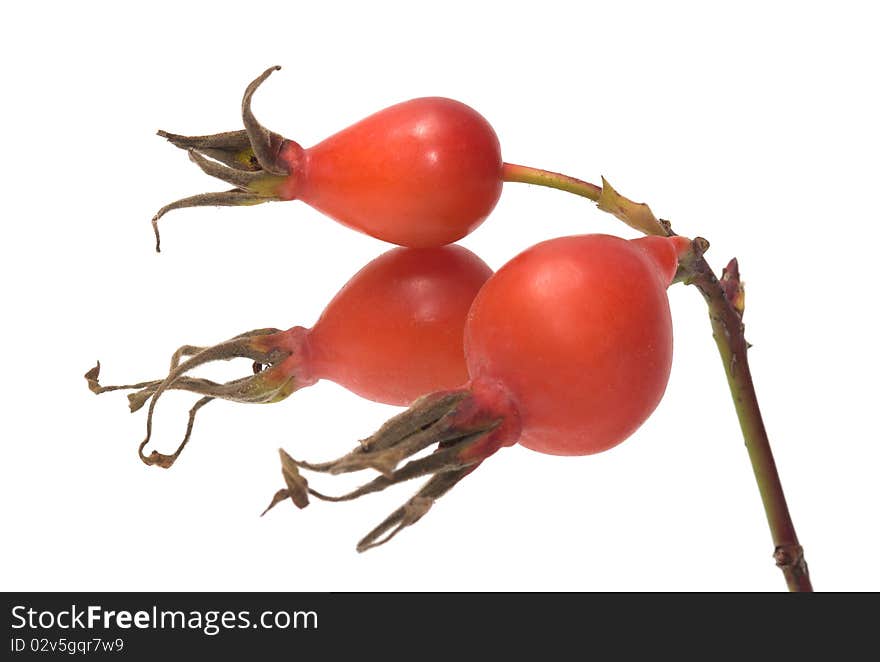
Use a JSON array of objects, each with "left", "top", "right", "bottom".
[
  {"left": 151, "top": 66, "right": 295, "bottom": 251},
  {"left": 138, "top": 396, "right": 212, "bottom": 468},
  {"left": 266, "top": 390, "right": 505, "bottom": 552},
  {"left": 157, "top": 129, "right": 259, "bottom": 171},
  {"left": 261, "top": 449, "right": 311, "bottom": 515},
  {"left": 295, "top": 391, "right": 472, "bottom": 477},
  {"left": 85, "top": 327, "right": 311, "bottom": 468},
  {"left": 240, "top": 65, "right": 290, "bottom": 176},
  {"left": 356, "top": 467, "right": 475, "bottom": 552}
]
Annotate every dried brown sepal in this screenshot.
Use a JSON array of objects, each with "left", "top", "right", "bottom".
[
  {"left": 87, "top": 362, "right": 239, "bottom": 413},
  {"left": 359, "top": 391, "right": 470, "bottom": 453},
  {"left": 157, "top": 129, "right": 260, "bottom": 171},
  {"left": 138, "top": 395, "right": 212, "bottom": 468},
  {"left": 185, "top": 149, "right": 274, "bottom": 190},
  {"left": 136, "top": 330, "right": 292, "bottom": 465},
  {"left": 295, "top": 391, "right": 472, "bottom": 477},
  {"left": 270, "top": 391, "right": 503, "bottom": 551},
  {"left": 280, "top": 448, "right": 310, "bottom": 509},
  {"left": 85, "top": 362, "right": 157, "bottom": 396},
  {"left": 241, "top": 66, "right": 290, "bottom": 176},
  {"left": 261, "top": 489, "right": 292, "bottom": 517},
  {"left": 261, "top": 449, "right": 311, "bottom": 515},
  {"left": 151, "top": 189, "right": 280, "bottom": 252},
  {"left": 305, "top": 430, "right": 488, "bottom": 504},
  {"left": 356, "top": 467, "right": 476, "bottom": 552},
  {"left": 151, "top": 66, "right": 295, "bottom": 251},
  {"left": 126, "top": 376, "right": 222, "bottom": 413},
  {"left": 85, "top": 327, "right": 307, "bottom": 468}
]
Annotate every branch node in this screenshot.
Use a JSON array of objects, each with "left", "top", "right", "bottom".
[{"left": 693, "top": 236, "right": 710, "bottom": 256}]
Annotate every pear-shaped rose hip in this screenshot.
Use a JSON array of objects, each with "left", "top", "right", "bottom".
[
  {"left": 86, "top": 245, "right": 492, "bottom": 467},
  {"left": 153, "top": 66, "right": 504, "bottom": 250},
  {"left": 279, "top": 234, "right": 692, "bottom": 550},
  {"left": 153, "top": 66, "right": 611, "bottom": 251}
]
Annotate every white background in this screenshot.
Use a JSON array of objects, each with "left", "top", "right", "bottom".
[{"left": 2, "top": 1, "right": 877, "bottom": 592}]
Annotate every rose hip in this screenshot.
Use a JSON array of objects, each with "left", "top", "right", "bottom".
[{"left": 86, "top": 245, "right": 492, "bottom": 467}]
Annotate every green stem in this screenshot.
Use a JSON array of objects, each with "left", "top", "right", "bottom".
[
  {"left": 680, "top": 248, "right": 811, "bottom": 592},
  {"left": 509, "top": 165, "right": 812, "bottom": 592},
  {"left": 502, "top": 163, "right": 602, "bottom": 201}
]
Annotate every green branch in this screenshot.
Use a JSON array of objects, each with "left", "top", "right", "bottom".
[{"left": 505, "top": 164, "right": 812, "bottom": 591}]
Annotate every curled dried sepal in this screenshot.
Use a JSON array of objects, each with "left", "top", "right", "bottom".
[
  {"left": 261, "top": 449, "right": 311, "bottom": 515},
  {"left": 355, "top": 467, "right": 475, "bottom": 552},
  {"left": 86, "top": 362, "right": 238, "bottom": 412},
  {"left": 139, "top": 396, "right": 212, "bottom": 468},
  {"left": 267, "top": 390, "right": 507, "bottom": 552},
  {"left": 157, "top": 130, "right": 260, "bottom": 171},
  {"left": 597, "top": 177, "right": 667, "bottom": 236},
  {"left": 241, "top": 66, "right": 290, "bottom": 176},
  {"left": 296, "top": 391, "right": 472, "bottom": 477},
  {"left": 151, "top": 66, "right": 296, "bottom": 251},
  {"left": 85, "top": 327, "right": 311, "bottom": 468}
]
